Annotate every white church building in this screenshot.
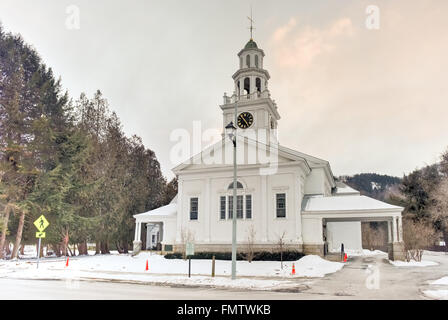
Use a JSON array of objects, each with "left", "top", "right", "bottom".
[{"left": 133, "top": 37, "right": 405, "bottom": 260}]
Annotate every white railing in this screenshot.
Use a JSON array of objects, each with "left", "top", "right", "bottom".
[{"left": 223, "top": 90, "right": 270, "bottom": 104}]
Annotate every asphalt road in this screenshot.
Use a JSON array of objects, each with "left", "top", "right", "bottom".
[{"left": 0, "top": 278, "right": 301, "bottom": 300}]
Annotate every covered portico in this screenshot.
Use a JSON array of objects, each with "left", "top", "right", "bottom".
[
  {"left": 132, "top": 199, "right": 177, "bottom": 255},
  {"left": 301, "top": 194, "right": 405, "bottom": 260}
]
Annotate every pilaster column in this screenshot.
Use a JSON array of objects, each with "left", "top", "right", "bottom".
[
  {"left": 387, "top": 220, "right": 392, "bottom": 243},
  {"left": 176, "top": 178, "right": 183, "bottom": 243},
  {"left": 398, "top": 216, "right": 403, "bottom": 242},
  {"left": 261, "top": 175, "right": 268, "bottom": 242},
  {"left": 204, "top": 177, "right": 211, "bottom": 242},
  {"left": 392, "top": 217, "right": 398, "bottom": 243},
  {"left": 134, "top": 220, "right": 139, "bottom": 241},
  {"left": 137, "top": 222, "right": 142, "bottom": 241},
  {"left": 294, "top": 172, "right": 303, "bottom": 243}
]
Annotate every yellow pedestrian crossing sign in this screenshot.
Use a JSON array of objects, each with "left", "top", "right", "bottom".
[
  {"left": 34, "top": 215, "right": 49, "bottom": 232},
  {"left": 36, "top": 232, "right": 46, "bottom": 238}
]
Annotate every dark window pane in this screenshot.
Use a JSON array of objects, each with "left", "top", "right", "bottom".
[
  {"left": 276, "top": 193, "right": 286, "bottom": 218},
  {"left": 220, "top": 196, "right": 226, "bottom": 220},
  {"left": 246, "top": 195, "right": 252, "bottom": 219},
  {"left": 228, "top": 196, "right": 233, "bottom": 219},
  {"left": 228, "top": 181, "right": 243, "bottom": 190},
  {"left": 190, "top": 197, "right": 198, "bottom": 220},
  {"left": 237, "top": 195, "right": 243, "bottom": 219}
]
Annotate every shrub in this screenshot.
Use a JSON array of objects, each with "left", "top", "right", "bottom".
[{"left": 164, "top": 251, "right": 304, "bottom": 261}]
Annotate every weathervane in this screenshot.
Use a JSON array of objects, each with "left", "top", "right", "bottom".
[{"left": 247, "top": 6, "right": 255, "bottom": 40}]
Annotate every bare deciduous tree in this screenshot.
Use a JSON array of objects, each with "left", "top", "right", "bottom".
[
  {"left": 403, "top": 219, "right": 437, "bottom": 262},
  {"left": 180, "top": 228, "right": 195, "bottom": 260},
  {"left": 428, "top": 178, "right": 448, "bottom": 250},
  {"left": 244, "top": 225, "right": 257, "bottom": 263},
  {"left": 276, "top": 231, "right": 287, "bottom": 269}
]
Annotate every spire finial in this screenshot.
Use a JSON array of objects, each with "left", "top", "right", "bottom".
[{"left": 247, "top": 6, "right": 255, "bottom": 40}]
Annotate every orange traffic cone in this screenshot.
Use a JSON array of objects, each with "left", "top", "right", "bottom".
[
  {"left": 145, "top": 259, "right": 149, "bottom": 271},
  {"left": 292, "top": 263, "right": 296, "bottom": 275},
  {"left": 344, "top": 253, "right": 348, "bottom": 262},
  {"left": 65, "top": 256, "right": 69, "bottom": 267}
]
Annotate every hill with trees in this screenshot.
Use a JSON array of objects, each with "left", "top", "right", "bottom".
[{"left": 338, "top": 173, "right": 402, "bottom": 202}]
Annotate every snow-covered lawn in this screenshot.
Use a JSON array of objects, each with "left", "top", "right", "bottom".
[
  {"left": 0, "top": 252, "right": 344, "bottom": 290},
  {"left": 389, "top": 260, "right": 438, "bottom": 267}
]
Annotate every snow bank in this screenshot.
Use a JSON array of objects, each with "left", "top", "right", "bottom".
[
  {"left": 288, "top": 255, "right": 344, "bottom": 278},
  {"left": 389, "top": 260, "right": 438, "bottom": 267},
  {"left": 423, "top": 290, "right": 448, "bottom": 300},
  {"left": 431, "top": 276, "right": 448, "bottom": 285},
  {"left": 423, "top": 275, "right": 448, "bottom": 300}
]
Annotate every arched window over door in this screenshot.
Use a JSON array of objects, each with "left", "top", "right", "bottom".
[{"left": 228, "top": 181, "right": 244, "bottom": 190}]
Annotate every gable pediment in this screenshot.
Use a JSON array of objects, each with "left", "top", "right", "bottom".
[{"left": 172, "top": 137, "right": 312, "bottom": 174}]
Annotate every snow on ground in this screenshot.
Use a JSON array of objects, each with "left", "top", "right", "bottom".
[
  {"left": 423, "top": 276, "right": 448, "bottom": 300},
  {"left": 345, "top": 249, "right": 387, "bottom": 257},
  {"left": 431, "top": 276, "right": 448, "bottom": 285},
  {"left": 0, "top": 252, "right": 344, "bottom": 290},
  {"left": 389, "top": 260, "right": 438, "bottom": 267},
  {"left": 423, "top": 290, "right": 448, "bottom": 300}
]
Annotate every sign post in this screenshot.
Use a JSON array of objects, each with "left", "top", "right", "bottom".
[
  {"left": 33, "top": 215, "right": 49, "bottom": 269},
  {"left": 186, "top": 242, "right": 194, "bottom": 278}
]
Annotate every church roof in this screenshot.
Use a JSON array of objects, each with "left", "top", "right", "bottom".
[
  {"left": 244, "top": 39, "right": 258, "bottom": 49},
  {"left": 133, "top": 201, "right": 177, "bottom": 221},
  {"left": 333, "top": 182, "right": 361, "bottom": 196},
  {"left": 301, "top": 195, "right": 403, "bottom": 213}
]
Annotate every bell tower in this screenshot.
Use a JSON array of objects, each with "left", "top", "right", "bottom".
[{"left": 220, "top": 37, "right": 281, "bottom": 141}]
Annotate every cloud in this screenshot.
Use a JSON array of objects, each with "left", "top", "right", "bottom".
[{"left": 270, "top": 17, "right": 354, "bottom": 68}]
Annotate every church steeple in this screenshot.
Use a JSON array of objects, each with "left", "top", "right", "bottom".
[
  {"left": 220, "top": 34, "right": 280, "bottom": 140},
  {"left": 234, "top": 39, "right": 269, "bottom": 100}
]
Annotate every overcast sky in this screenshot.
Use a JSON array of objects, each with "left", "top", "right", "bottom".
[{"left": 1, "top": 0, "right": 447, "bottom": 180}]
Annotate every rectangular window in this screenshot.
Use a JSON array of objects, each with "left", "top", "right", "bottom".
[
  {"left": 246, "top": 195, "right": 252, "bottom": 219},
  {"left": 220, "top": 196, "right": 226, "bottom": 220},
  {"left": 237, "top": 195, "right": 243, "bottom": 219},
  {"left": 276, "top": 193, "right": 286, "bottom": 218},
  {"left": 190, "top": 197, "right": 198, "bottom": 220},
  {"left": 228, "top": 196, "right": 233, "bottom": 219}
]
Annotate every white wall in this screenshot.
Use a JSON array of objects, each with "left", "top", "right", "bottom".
[
  {"left": 176, "top": 165, "right": 306, "bottom": 246},
  {"left": 305, "top": 168, "right": 325, "bottom": 195},
  {"left": 304, "top": 167, "right": 332, "bottom": 196},
  {"left": 326, "top": 221, "right": 362, "bottom": 252},
  {"left": 302, "top": 216, "right": 323, "bottom": 245}
]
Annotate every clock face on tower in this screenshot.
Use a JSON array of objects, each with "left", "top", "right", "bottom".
[{"left": 237, "top": 112, "right": 254, "bottom": 129}]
